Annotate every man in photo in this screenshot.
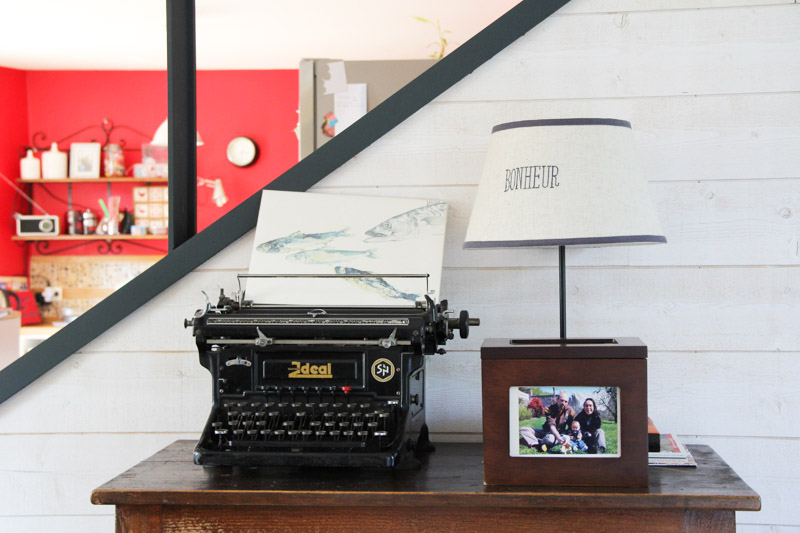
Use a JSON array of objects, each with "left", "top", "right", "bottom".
[{"left": 529, "top": 391, "right": 574, "bottom": 449}]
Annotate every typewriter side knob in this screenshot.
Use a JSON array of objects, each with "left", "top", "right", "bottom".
[{"left": 447, "top": 310, "right": 479, "bottom": 339}]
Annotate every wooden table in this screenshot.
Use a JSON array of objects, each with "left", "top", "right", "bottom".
[{"left": 92, "top": 440, "right": 760, "bottom": 532}]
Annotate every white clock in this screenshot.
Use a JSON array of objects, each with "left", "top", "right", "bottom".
[{"left": 226, "top": 136, "right": 259, "bottom": 167}]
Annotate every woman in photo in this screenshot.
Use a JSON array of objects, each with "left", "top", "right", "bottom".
[{"left": 573, "top": 398, "right": 606, "bottom": 454}]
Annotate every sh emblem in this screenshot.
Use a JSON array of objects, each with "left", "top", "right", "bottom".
[{"left": 371, "top": 358, "right": 395, "bottom": 383}]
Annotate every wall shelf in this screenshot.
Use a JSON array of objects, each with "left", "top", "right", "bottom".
[
  {"left": 12, "top": 234, "right": 166, "bottom": 255},
  {"left": 13, "top": 235, "right": 165, "bottom": 241},
  {"left": 17, "top": 178, "right": 168, "bottom": 184}
]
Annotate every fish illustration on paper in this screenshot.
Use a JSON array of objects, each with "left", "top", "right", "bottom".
[
  {"left": 335, "top": 266, "right": 419, "bottom": 302},
  {"left": 286, "top": 248, "right": 377, "bottom": 264},
  {"left": 256, "top": 228, "right": 349, "bottom": 254},
  {"left": 364, "top": 202, "right": 447, "bottom": 242}
]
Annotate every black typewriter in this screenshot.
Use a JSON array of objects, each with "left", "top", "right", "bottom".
[{"left": 185, "top": 274, "right": 478, "bottom": 468}]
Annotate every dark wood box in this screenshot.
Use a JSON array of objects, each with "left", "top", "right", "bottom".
[{"left": 481, "top": 337, "right": 648, "bottom": 487}]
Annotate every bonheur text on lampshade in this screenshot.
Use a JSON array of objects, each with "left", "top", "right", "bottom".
[{"left": 463, "top": 118, "right": 666, "bottom": 248}]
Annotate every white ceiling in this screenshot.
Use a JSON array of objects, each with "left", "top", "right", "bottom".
[{"left": 0, "top": 0, "right": 522, "bottom": 70}]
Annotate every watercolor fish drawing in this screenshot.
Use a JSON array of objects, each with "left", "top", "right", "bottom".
[
  {"left": 364, "top": 202, "right": 447, "bottom": 242},
  {"left": 286, "top": 248, "right": 377, "bottom": 264},
  {"left": 334, "top": 266, "right": 419, "bottom": 302},
  {"left": 256, "top": 229, "right": 349, "bottom": 254}
]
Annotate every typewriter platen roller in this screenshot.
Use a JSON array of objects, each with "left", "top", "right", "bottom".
[{"left": 185, "top": 274, "right": 478, "bottom": 468}]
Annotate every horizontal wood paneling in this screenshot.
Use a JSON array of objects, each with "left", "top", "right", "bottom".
[
  {"left": 318, "top": 92, "right": 800, "bottom": 187},
  {"left": 0, "top": 433, "right": 190, "bottom": 517},
  {"left": 0, "top": 516, "right": 112, "bottom": 533},
  {"left": 75, "top": 261, "right": 799, "bottom": 355},
  {"left": 679, "top": 436, "right": 800, "bottom": 527},
  {"left": 560, "top": 0, "right": 793, "bottom": 13},
  {"left": 441, "top": 4, "right": 800, "bottom": 101},
  {"left": 0, "top": 352, "right": 208, "bottom": 434}
]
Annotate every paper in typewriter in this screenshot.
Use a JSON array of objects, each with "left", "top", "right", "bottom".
[{"left": 247, "top": 191, "right": 447, "bottom": 306}]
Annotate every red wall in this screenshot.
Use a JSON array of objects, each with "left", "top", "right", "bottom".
[
  {"left": 4, "top": 69, "right": 298, "bottom": 265},
  {"left": 0, "top": 67, "right": 29, "bottom": 275}
]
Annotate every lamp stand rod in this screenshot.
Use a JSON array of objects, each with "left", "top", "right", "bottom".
[{"left": 559, "top": 245, "right": 567, "bottom": 340}]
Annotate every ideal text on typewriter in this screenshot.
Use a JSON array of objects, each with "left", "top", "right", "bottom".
[{"left": 185, "top": 273, "right": 478, "bottom": 468}]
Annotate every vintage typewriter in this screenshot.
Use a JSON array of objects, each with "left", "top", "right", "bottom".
[{"left": 185, "top": 274, "right": 478, "bottom": 468}]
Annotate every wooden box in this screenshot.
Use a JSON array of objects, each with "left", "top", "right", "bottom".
[{"left": 481, "top": 337, "right": 648, "bottom": 487}]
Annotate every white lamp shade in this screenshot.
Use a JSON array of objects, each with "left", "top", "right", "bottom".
[
  {"left": 464, "top": 118, "right": 665, "bottom": 248},
  {"left": 150, "top": 118, "right": 204, "bottom": 146}
]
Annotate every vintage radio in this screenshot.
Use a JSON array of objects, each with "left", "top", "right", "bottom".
[
  {"left": 15, "top": 214, "right": 60, "bottom": 236},
  {"left": 185, "top": 274, "right": 478, "bottom": 468}
]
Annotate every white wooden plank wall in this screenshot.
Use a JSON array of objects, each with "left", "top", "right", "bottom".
[{"left": 1, "top": 1, "right": 797, "bottom": 530}]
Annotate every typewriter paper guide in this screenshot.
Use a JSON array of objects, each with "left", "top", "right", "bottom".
[{"left": 247, "top": 191, "right": 447, "bottom": 306}]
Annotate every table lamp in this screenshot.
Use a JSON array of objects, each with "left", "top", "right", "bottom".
[
  {"left": 467, "top": 118, "right": 665, "bottom": 487},
  {"left": 464, "top": 118, "right": 665, "bottom": 339}
]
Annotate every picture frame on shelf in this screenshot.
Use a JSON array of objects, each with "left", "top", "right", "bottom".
[{"left": 69, "top": 142, "right": 102, "bottom": 178}]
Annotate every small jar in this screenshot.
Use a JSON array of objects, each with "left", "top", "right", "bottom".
[
  {"left": 82, "top": 209, "right": 97, "bottom": 235},
  {"left": 103, "top": 143, "right": 125, "bottom": 177},
  {"left": 20, "top": 149, "right": 40, "bottom": 179}
]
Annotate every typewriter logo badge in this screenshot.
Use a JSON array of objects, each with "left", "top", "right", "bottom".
[
  {"left": 287, "top": 361, "right": 333, "bottom": 379},
  {"left": 371, "top": 358, "right": 395, "bottom": 383}
]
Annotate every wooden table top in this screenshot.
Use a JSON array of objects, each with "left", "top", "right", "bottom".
[{"left": 91, "top": 441, "right": 760, "bottom": 512}]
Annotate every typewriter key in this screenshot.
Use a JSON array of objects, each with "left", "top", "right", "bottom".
[
  {"left": 329, "top": 430, "right": 341, "bottom": 441},
  {"left": 301, "top": 430, "right": 313, "bottom": 441},
  {"left": 273, "top": 429, "right": 285, "bottom": 440},
  {"left": 358, "top": 430, "right": 369, "bottom": 441},
  {"left": 343, "top": 430, "right": 354, "bottom": 441}
]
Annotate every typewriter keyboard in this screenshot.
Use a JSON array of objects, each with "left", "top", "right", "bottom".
[{"left": 208, "top": 394, "right": 401, "bottom": 453}]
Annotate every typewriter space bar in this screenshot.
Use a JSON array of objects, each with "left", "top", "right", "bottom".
[
  {"left": 208, "top": 338, "right": 411, "bottom": 346},
  {"left": 228, "top": 440, "right": 369, "bottom": 450}
]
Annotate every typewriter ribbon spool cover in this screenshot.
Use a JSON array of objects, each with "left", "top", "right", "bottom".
[{"left": 185, "top": 191, "right": 478, "bottom": 468}]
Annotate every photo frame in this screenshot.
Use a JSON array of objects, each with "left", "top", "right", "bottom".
[
  {"left": 481, "top": 338, "right": 648, "bottom": 487},
  {"left": 510, "top": 386, "right": 621, "bottom": 458},
  {"left": 69, "top": 142, "right": 102, "bottom": 178}
]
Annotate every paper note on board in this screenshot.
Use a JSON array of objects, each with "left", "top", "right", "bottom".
[
  {"left": 333, "top": 83, "right": 367, "bottom": 134},
  {"left": 322, "top": 61, "right": 348, "bottom": 94}
]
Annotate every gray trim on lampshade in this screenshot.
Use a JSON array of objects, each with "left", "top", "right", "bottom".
[
  {"left": 491, "top": 118, "right": 632, "bottom": 133},
  {"left": 464, "top": 235, "right": 667, "bottom": 248}
]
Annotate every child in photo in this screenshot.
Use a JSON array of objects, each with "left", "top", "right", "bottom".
[{"left": 568, "top": 420, "right": 588, "bottom": 452}]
